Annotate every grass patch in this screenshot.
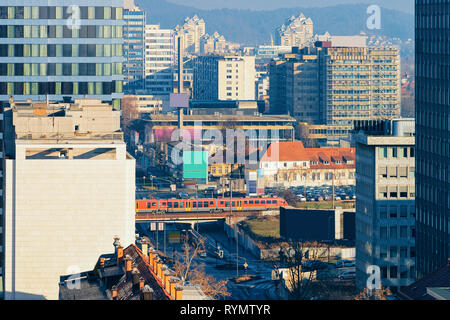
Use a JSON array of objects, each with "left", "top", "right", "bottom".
[
  {"left": 295, "top": 201, "right": 355, "bottom": 210},
  {"left": 239, "top": 216, "right": 280, "bottom": 242}
]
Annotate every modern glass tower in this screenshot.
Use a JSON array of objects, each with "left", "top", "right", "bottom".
[
  {"left": 123, "top": 0, "right": 145, "bottom": 93},
  {"left": 0, "top": 1, "right": 124, "bottom": 109},
  {"left": 415, "top": 0, "right": 450, "bottom": 277}
]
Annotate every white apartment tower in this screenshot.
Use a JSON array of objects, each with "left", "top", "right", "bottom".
[
  {"left": 174, "top": 15, "right": 206, "bottom": 54},
  {"left": 2, "top": 98, "right": 135, "bottom": 300},
  {"left": 145, "top": 25, "right": 174, "bottom": 95},
  {"left": 276, "top": 14, "right": 314, "bottom": 48},
  {"left": 193, "top": 55, "right": 256, "bottom": 101}
]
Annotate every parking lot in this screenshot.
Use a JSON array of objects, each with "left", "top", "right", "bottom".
[{"left": 267, "top": 185, "right": 356, "bottom": 202}]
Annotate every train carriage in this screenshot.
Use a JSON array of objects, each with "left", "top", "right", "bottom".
[{"left": 136, "top": 197, "right": 288, "bottom": 214}]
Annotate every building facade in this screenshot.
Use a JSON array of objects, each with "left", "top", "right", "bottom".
[
  {"left": 123, "top": 0, "right": 146, "bottom": 93},
  {"left": 259, "top": 141, "right": 356, "bottom": 188},
  {"left": 0, "top": 1, "right": 125, "bottom": 109},
  {"left": 144, "top": 25, "right": 174, "bottom": 95},
  {"left": 276, "top": 13, "right": 314, "bottom": 48},
  {"left": 193, "top": 55, "right": 256, "bottom": 101},
  {"left": 415, "top": 0, "right": 450, "bottom": 278},
  {"left": 174, "top": 15, "right": 205, "bottom": 54},
  {"left": 2, "top": 98, "right": 135, "bottom": 300},
  {"left": 354, "top": 119, "right": 416, "bottom": 293},
  {"left": 269, "top": 45, "right": 401, "bottom": 140}
]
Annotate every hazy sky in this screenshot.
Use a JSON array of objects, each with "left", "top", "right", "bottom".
[{"left": 165, "top": 0, "right": 413, "bottom": 13}]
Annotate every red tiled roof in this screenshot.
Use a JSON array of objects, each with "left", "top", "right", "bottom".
[
  {"left": 261, "top": 141, "right": 355, "bottom": 169},
  {"left": 399, "top": 263, "right": 450, "bottom": 300}
]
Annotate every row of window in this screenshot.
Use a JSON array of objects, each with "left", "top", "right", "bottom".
[
  {"left": 0, "top": 44, "right": 123, "bottom": 58},
  {"left": 379, "top": 245, "right": 415, "bottom": 260},
  {"left": 0, "top": 6, "right": 123, "bottom": 20},
  {"left": 0, "top": 25, "right": 123, "bottom": 39},
  {"left": 379, "top": 146, "right": 415, "bottom": 159},
  {"left": 0, "top": 63, "right": 123, "bottom": 77},
  {"left": 379, "top": 166, "right": 415, "bottom": 179},
  {"left": 379, "top": 205, "right": 415, "bottom": 219},
  {"left": 0, "top": 81, "right": 123, "bottom": 95},
  {"left": 380, "top": 225, "right": 415, "bottom": 240},
  {"left": 379, "top": 265, "right": 414, "bottom": 280},
  {"left": 378, "top": 186, "right": 415, "bottom": 199}
]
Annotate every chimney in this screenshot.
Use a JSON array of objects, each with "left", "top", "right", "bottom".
[
  {"left": 141, "top": 240, "right": 149, "bottom": 257},
  {"left": 112, "top": 286, "right": 118, "bottom": 300},
  {"left": 124, "top": 255, "right": 132, "bottom": 278},
  {"left": 169, "top": 277, "right": 180, "bottom": 298},
  {"left": 156, "top": 259, "right": 163, "bottom": 278},
  {"left": 175, "top": 285, "right": 183, "bottom": 301},
  {"left": 164, "top": 270, "right": 172, "bottom": 290},
  {"left": 148, "top": 248, "right": 156, "bottom": 268},
  {"left": 160, "top": 265, "right": 168, "bottom": 286},
  {"left": 139, "top": 277, "right": 145, "bottom": 291},
  {"left": 132, "top": 268, "right": 140, "bottom": 292},
  {"left": 117, "top": 246, "right": 124, "bottom": 264},
  {"left": 141, "top": 285, "right": 154, "bottom": 301}
]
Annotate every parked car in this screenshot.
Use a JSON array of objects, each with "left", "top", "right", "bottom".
[
  {"left": 177, "top": 192, "right": 189, "bottom": 199},
  {"left": 339, "top": 270, "right": 356, "bottom": 280},
  {"left": 335, "top": 260, "right": 356, "bottom": 268}
]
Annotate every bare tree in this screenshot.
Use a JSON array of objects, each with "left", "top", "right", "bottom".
[
  {"left": 190, "top": 264, "right": 230, "bottom": 300},
  {"left": 354, "top": 287, "right": 392, "bottom": 300},
  {"left": 279, "top": 240, "right": 328, "bottom": 300},
  {"left": 173, "top": 234, "right": 205, "bottom": 285},
  {"left": 173, "top": 234, "right": 230, "bottom": 299}
]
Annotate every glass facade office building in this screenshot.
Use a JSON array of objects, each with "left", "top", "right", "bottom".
[
  {"left": 415, "top": 0, "right": 450, "bottom": 277},
  {"left": 0, "top": 1, "right": 124, "bottom": 109},
  {"left": 123, "top": 4, "right": 146, "bottom": 93}
]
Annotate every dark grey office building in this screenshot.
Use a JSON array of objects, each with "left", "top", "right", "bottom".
[{"left": 416, "top": 0, "right": 450, "bottom": 277}]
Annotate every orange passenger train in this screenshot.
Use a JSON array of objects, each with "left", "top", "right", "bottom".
[{"left": 135, "top": 197, "right": 288, "bottom": 214}]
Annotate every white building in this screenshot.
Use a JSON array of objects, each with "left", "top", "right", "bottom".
[
  {"left": 193, "top": 55, "right": 256, "bottom": 101},
  {"left": 145, "top": 25, "right": 174, "bottom": 95},
  {"left": 354, "top": 119, "right": 416, "bottom": 294},
  {"left": 174, "top": 15, "right": 206, "bottom": 54},
  {"left": 2, "top": 99, "right": 135, "bottom": 300},
  {"left": 276, "top": 14, "right": 314, "bottom": 48}
]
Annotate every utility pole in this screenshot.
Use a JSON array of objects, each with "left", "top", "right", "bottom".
[
  {"left": 332, "top": 172, "right": 335, "bottom": 210},
  {"left": 230, "top": 177, "right": 239, "bottom": 278}
]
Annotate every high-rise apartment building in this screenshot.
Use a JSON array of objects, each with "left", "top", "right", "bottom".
[
  {"left": 276, "top": 14, "right": 314, "bottom": 48},
  {"left": 193, "top": 55, "right": 256, "bottom": 101},
  {"left": 2, "top": 98, "right": 135, "bottom": 300},
  {"left": 144, "top": 24, "right": 174, "bottom": 95},
  {"left": 354, "top": 119, "right": 416, "bottom": 293},
  {"left": 0, "top": 1, "right": 125, "bottom": 109},
  {"left": 415, "top": 0, "right": 450, "bottom": 277},
  {"left": 123, "top": 0, "right": 146, "bottom": 93},
  {"left": 174, "top": 15, "right": 205, "bottom": 54},
  {"left": 269, "top": 45, "right": 401, "bottom": 139}
]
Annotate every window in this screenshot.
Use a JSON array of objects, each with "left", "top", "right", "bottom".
[
  {"left": 379, "top": 186, "right": 387, "bottom": 199},
  {"left": 379, "top": 166, "right": 387, "bottom": 178},
  {"left": 390, "top": 246, "right": 397, "bottom": 258},
  {"left": 379, "top": 206, "right": 387, "bottom": 219},
  {"left": 380, "top": 246, "right": 387, "bottom": 259},
  {"left": 400, "top": 226, "right": 408, "bottom": 238},
  {"left": 400, "top": 246, "right": 408, "bottom": 258},
  {"left": 390, "top": 266, "right": 398, "bottom": 279},
  {"left": 380, "top": 227, "right": 387, "bottom": 239},
  {"left": 400, "top": 205, "right": 408, "bottom": 218},
  {"left": 399, "top": 186, "right": 408, "bottom": 198},
  {"left": 389, "top": 206, "right": 397, "bottom": 218},
  {"left": 389, "top": 186, "right": 398, "bottom": 198},
  {"left": 388, "top": 166, "right": 397, "bottom": 178},
  {"left": 399, "top": 167, "right": 408, "bottom": 178},
  {"left": 390, "top": 226, "right": 397, "bottom": 238}
]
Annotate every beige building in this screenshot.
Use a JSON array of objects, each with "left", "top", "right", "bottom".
[
  {"left": 259, "top": 141, "right": 356, "bottom": 188},
  {"left": 2, "top": 98, "right": 135, "bottom": 300},
  {"left": 193, "top": 55, "right": 256, "bottom": 101}
]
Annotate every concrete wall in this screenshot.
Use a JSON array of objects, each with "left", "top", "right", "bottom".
[{"left": 3, "top": 144, "right": 135, "bottom": 300}]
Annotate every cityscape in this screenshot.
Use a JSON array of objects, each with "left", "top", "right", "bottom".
[{"left": 0, "top": 0, "right": 448, "bottom": 307}]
